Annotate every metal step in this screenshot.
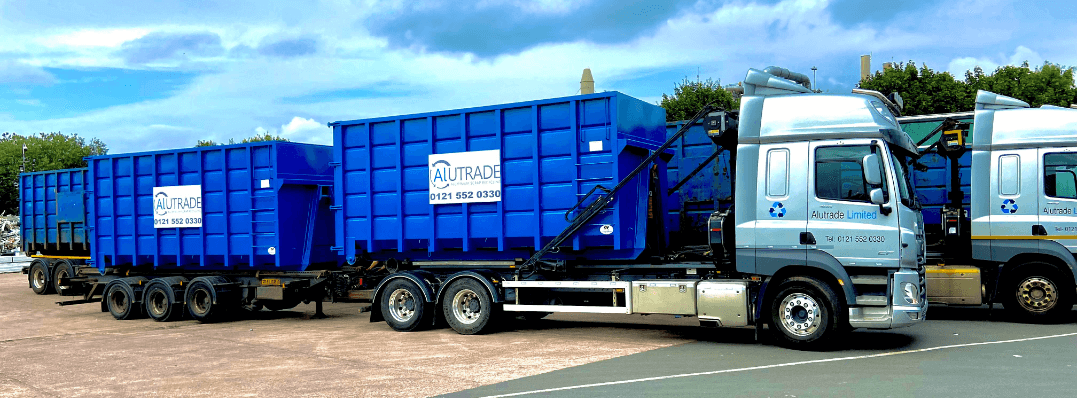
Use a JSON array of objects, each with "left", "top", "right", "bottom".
[
  {"left": 850, "top": 275, "right": 888, "bottom": 285},
  {"left": 855, "top": 295, "right": 888, "bottom": 306}
]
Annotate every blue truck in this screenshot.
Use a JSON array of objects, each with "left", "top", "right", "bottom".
[{"left": 22, "top": 67, "right": 927, "bottom": 349}]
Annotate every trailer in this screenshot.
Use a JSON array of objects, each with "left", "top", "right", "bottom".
[
  {"left": 901, "top": 92, "right": 1077, "bottom": 321},
  {"left": 21, "top": 67, "right": 927, "bottom": 349}
]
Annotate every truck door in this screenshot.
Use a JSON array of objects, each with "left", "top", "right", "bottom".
[
  {"left": 1038, "top": 149, "right": 1077, "bottom": 251},
  {"left": 988, "top": 149, "right": 1039, "bottom": 240},
  {"left": 807, "top": 141, "right": 900, "bottom": 268},
  {"left": 755, "top": 142, "right": 809, "bottom": 257}
]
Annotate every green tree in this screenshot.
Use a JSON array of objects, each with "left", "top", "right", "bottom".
[
  {"left": 660, "top": 77, "right": 739, "bottom": 122},
  {"left": 195, "top": 133, "right": 289, "bottom": 147},
  {"left": 965, "top": 62, "right": 1077, "bottom": 108},
  {"left": 859, "top": 62, "right": 973, "bottom": 116},
  {"left": 0, "top": 132, "right": 108, "bottom": 215}
]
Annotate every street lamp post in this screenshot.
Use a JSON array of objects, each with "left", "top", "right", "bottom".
[{"left": 811, "top": 66, "right": 818, "bottom": 92}]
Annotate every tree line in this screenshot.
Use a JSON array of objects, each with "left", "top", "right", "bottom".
[{"left": 858, "top": 61, "right": 1077, "bottom": 116}]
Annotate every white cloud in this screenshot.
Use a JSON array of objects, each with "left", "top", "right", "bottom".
[
  {"left": 254, "top": 117, "right": 330, "bottom": 146},
  {"left": 947, "top": 45, "right": 1045, "bottom": 77}
]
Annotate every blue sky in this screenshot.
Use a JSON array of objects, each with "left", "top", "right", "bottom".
[{"left": 1, "top": 0, "right": 1075, "bottom": 153}]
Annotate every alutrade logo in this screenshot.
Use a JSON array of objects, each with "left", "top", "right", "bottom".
[
  {"left": 811, "top": 210, "right": 878, "bottom": 220},
  {"left": 153, "top": 191, "right": 202, "bottom": 215},
  {"left": 429, "top": 159, "right": 500, "bottom": 189}
]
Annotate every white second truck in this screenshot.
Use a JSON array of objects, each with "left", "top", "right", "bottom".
[{"left": 915, "top": 91, "right": 1077, "bottom": 321}]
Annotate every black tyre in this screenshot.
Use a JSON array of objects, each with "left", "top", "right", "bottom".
[
  {"left": 144, "top": 281, "right": 184, "bottom": 322},
  {"left": 442, "top": 278, "right": 498, "bottom": 335},
  {"left": 28, "top": 260, "right": 53, "bottom": 295},
  {"left": 768, "top": 276, "right": 844, "bottom": 350},
  {"left": 105, "top": 279, "right": 146, "bottom": 320},
  {"left": 380, "top": 279, "right": 430, "bottom": 331},
  {"left": 1002, "top": 263, "right": 1074, "bottom": 322},
  {"left": 51, "top": 260, "right": 76, "bottom": 295},
  {"left": 185, "top": 276, "right": 235, "bottom": 323}
]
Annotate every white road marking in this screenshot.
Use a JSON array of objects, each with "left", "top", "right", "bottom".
[{"left": 479, "top": 332, "right": 1077, "bottom": 398}]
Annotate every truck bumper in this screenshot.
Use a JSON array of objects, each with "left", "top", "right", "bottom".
[{"left": 848, "top": 269, "right": 928, "bottom": 329}]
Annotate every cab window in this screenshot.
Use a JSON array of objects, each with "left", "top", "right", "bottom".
[
  {"left": 1044, "top": 153, "right": 1077, "bottom": 199},
  {"left": 815, "top": 145, "right": 887, "bottom": 203}
]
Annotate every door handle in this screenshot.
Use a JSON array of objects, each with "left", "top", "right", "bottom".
[
  {"left": 1032, "top": 225, "right": 1048, "bottom": 236},
  {"left": 800, "top": 232, "right": 817, "bottom": 245}
]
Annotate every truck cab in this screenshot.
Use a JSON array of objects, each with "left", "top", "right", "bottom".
[
  {"left": 706, "top": 68, "right": 927, "bottom": 344},
  {"left": 967, "top": 90, "right": 1077, "bottom": 319}
]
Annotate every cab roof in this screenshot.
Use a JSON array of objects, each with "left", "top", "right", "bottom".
[
  {"left": 972, "top": 90, "right": 1077, "bottom": 150},
  {"left": 736, "top": 69, "right": 917, "bottom": 154}
]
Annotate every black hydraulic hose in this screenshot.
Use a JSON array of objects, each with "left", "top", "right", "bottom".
[{"left": 520, "top": 103, "right": 720, "bottom": 274}]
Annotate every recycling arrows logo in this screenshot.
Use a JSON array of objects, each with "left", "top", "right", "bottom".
[
  {"left": 1001, "top": 199, "right": 1018, "bottom": 214},
  {"left": 769, "top": 202, "right": 786, "bottom": 218}
]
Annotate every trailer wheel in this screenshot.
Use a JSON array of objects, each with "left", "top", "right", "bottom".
[
  {"left": 380, "top": 279, "right": 430, "bottom": 331},
  {"left": 185, "top": 276, "right": 235, "bottom": 323},
  {"left": 443, "top": 278, "right": 498, "bottom": 335},
  {"left": 144, "top": 282, "right": 184, "bottom": 322},
  {"left": 28, "top": 260, "right": 53, "bottom": 295},
  {"left": 1003, "top": 264, "right": 1074, "bottom": 322},
  {"left": 768, "top": 276, "right": 843, "bottom": 350},
  {"left": 51, "top": 260, "right": 76, "bottom": 295},
  {"left": 105, "top": 279, "right": 146, "bottom": 320}
]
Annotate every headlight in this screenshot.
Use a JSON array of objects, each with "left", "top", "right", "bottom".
[{"left": 901, "top": 282, "right": 920, "bottom": 305}]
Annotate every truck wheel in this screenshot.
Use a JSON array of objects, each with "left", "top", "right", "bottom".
[
  {"left": 28, "top": 260, "right": 53, "bottom": 295},
  {"left": 442, "top": 278, "right": 498, "bottom": 335},
  {"left": 768, "top": 276, "right": 843, "bottom": 349},
  {"left": 1004, "top": 264, "right": 1074, "bottom": 322},
  {"left": 51, "top": 260, "right": 75, "bottom": 295},
  {"left": 144, "top": 282, "right": 184, "bottom": 322},
  {"left": 380, "top": 279, "right": 430, "bottom": 331}
]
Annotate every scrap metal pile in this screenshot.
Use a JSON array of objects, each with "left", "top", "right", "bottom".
[{"left": 1, "top": 214, "right": 18, "bottom": 254}]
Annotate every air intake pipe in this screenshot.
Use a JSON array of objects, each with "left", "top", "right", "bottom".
[{"left": 763, "top": 66, "right": 812, "bottom": 89}]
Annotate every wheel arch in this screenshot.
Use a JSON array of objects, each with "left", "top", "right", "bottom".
[
  {"left": 435, "top": 270, "right": 504, "bottom": 306},
  {"left": 369, "top": 270, "right": 440, "bottom": 323},
  {"left": 757, "top": 265, "right": 849, "bottom": 322},
  {"left": 994, "top": 251, "right": 1077, "bottom": 299}
]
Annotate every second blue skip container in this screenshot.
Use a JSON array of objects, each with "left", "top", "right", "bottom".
[
  {"left": 87, "top": 142, "right": 336, "bottom": 272},
  {"left": 331, "top": 92, "right": 667, "bottom": 264}
]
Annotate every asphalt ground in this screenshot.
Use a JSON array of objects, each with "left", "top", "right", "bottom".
[
  {"left": 448, "top": 306, "right": 1077, "bottom": 398},
  {"left": 2, "top": 271, "right": 1074, "bottom": 397}
]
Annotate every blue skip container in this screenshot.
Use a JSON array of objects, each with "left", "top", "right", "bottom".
[
  {"left": 20, "top": 168, "right": 90, "bottom": 256},
  {"left": 87, "top": 142, "right": 335, "bottom": 272},
  {"left": 331, "top": 92, "right": 667, "bottom": 264}
]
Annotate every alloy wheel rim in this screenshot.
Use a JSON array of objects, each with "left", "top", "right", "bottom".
[
  {"left": 780, "top": 293, "right": 821, "bottom": 337},
  {"left": 1017, "top": 277, "right": 1057, "bottom": 313},
  {"left": 388, "top": 288, "right": 416, "bottom": 322},
  {"left": 451, "top": 289, "right": 482, "bottom": 325}
]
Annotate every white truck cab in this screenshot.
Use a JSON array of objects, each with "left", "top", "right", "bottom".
[
  {"left": 708, "top": 68, "right": 927, "bottom": 345},
  {"left": 967, "top": 90, "right": 1077, "bottom": 319}
]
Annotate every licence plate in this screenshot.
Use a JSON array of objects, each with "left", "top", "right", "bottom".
[{"left": 261, "top": 278, "right": 282, "bottom": 286}]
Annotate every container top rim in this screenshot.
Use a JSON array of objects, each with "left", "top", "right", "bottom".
[
  {"left": 329, "top": 91, "right": 630, "bottom": 127},
  {"left": 83, "top": 140, "right": 331, "bottom": 161}
]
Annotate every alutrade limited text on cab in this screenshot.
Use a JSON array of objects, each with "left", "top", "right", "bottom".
[{"left": 810, "top": 210, "right": 879, "bottom": 220}]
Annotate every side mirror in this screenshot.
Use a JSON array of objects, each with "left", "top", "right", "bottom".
[
  {"left": 888, "top": 92, "right": 904, "bottom": 111},
  {"left": 870, "top": 188, "right": 885, "bottom": 205},
  {"left": 863, "top": 153, "right": 882, "bottom": 185}
]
